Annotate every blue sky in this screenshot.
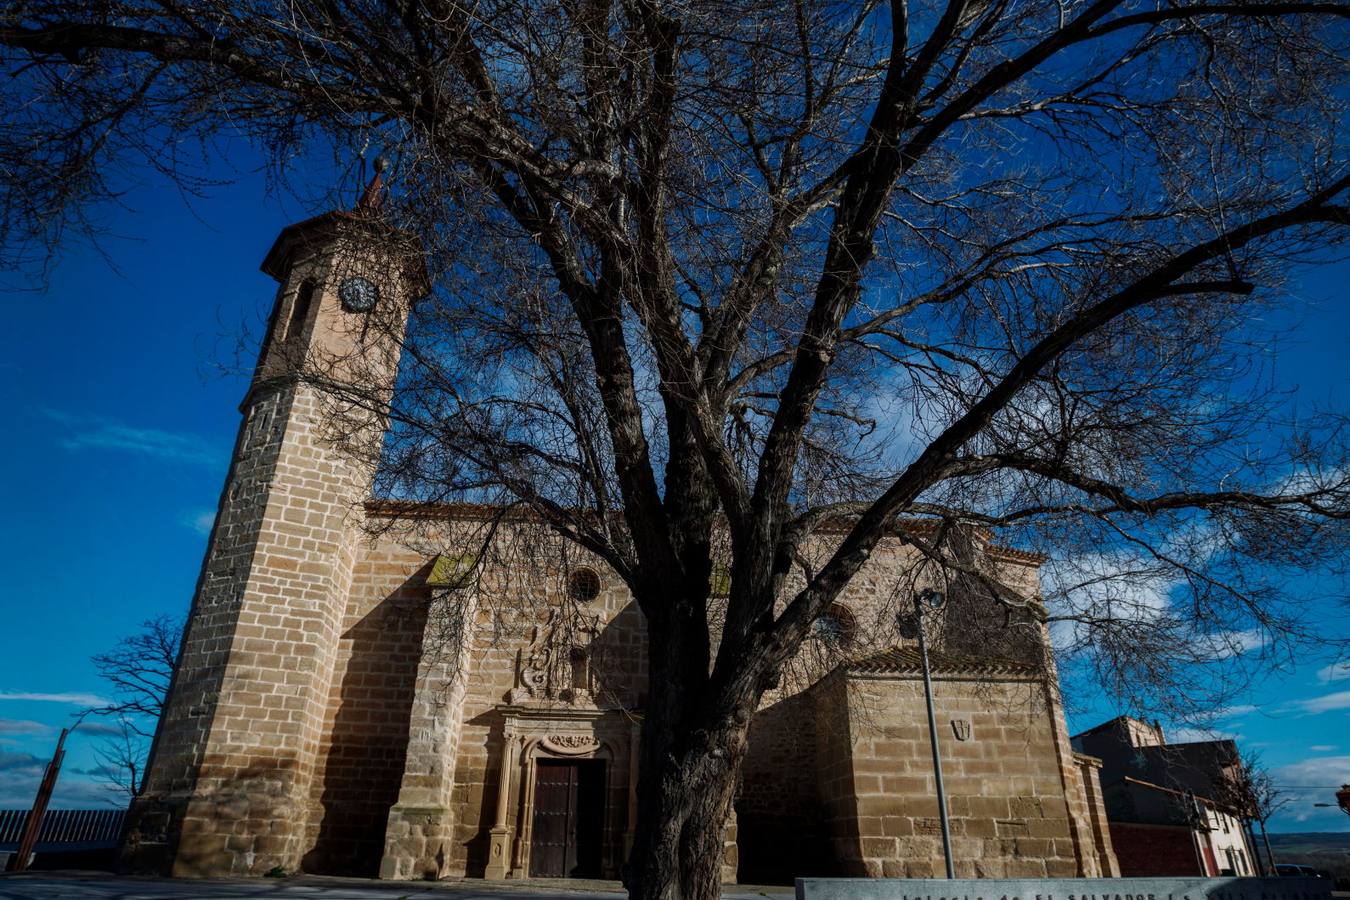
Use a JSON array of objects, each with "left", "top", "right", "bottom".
[{"left": 0, "top": 157, "right": 1346, "bottom": 832}]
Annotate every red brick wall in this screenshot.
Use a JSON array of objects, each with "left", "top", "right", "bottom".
[{"left": 1109, "top": 822, "right": 1201, "bottom": 876}]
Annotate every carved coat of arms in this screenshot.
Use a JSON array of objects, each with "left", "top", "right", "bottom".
[{"left": 509, "top": 606, "right": 600, "bottom": 705}]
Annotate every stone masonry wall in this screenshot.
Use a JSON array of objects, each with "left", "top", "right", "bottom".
[
  {"left": 314, "top": 526, "right": 651, "bottom": 880},
  {"left": 123, "top": 381, "right": 300, "bottom": 874},
  {"left": 377, "top": 576, "right": 479, "bottom": 881},
  {"left": 737, "top": 690, "right": 829, "bottom": 882},
  {"left": 291, "top": 521, "right": 1089, "bottom": 883},
  {"left": 298, "top": 537, "right": 479, "bottom": 882},
  {"left": 1074, "top": 752, "right": 1120, "bottom": 876},
  {"left": 299, "top": 543, "right": 431, "bottom": 875},
  {"left": 446, "top": 552, "right": 648, "bottom": 878},
  {"left": 824, "top": 671, "right": 1089, "bottom": 879},
  {"left": 814, "top": 672, "right": 866, "bottom": 876},
  {"left": 129, "top": 378, "right": 372, "bottom": 876},
  {"left": 1038, "top": 636, "right": 1116, "bottom": 877}
]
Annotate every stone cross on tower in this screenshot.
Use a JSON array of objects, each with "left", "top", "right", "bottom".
[{"left": 122, "top": 170, "right": 427, "bottom": 877}]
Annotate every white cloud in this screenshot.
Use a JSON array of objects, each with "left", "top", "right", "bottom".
[
  {"left": 0, "top": 691, "right": 110, "bottom": 707},
  {"left": 1270, "top": 755, "right": 1350, "bottom": 827},
  {"left": 0, "top": 750, "right": 44, "bottom": 777},
  {"left": 0, "top": 758, "right": 120, "bottom": 808},
  {"left": 180, "top": 508, "right": 216, "bottom": 535},
  {"left": 1274, "top": 753, "right": 1350, "bottom": 782},
  {"left": 1309, "top": 745, "right": 1337, "bottom": 752},
  {"left": 1210, "top": 630, "right": 1266, "bottom": 657},
  {"left": 1042, "top": 551, "right": 1175, "bottom": 650},
  {"left": 1295, "top": 690, "right": 1350, "bottom": 714},
  {"left": 0, "top": 719, "right": 51, "bottom": 736},
  {"left": 42, "top": 408, "right": 222, "bottom": 468},
  {"left": 1170, "top": 726, "right": 1242, "bottom": 743},
  {"left": 1165, "top": 704, "right": 1257, "bottom": 743},
  {"left": 1215, "top": 704, "right": 1257, "bottom": 719},
  {"left": 1316, "top": 661, "right": 1350, "bottom": 683}
]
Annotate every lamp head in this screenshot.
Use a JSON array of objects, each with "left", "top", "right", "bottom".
[{"left": 917, "top": 588, "right": 945, "bottom": 610}]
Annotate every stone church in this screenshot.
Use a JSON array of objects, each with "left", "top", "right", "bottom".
[{"left": 121, "top": 183, "right": 1120, "bottom": 884}]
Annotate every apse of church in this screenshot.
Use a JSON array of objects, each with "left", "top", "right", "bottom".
[{"left": 120, "top": 187, "right": 1119, "bottom": 884}]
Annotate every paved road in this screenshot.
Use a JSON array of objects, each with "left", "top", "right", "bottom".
[{"left": 0, "top": 874, "right": 792, "bottom": 900}]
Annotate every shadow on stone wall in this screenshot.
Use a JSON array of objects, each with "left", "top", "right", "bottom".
[
  {"left": 458, "top": 708, "right": 502, "bottom": 878},
  {"left": 587, "top": 599, "right": 647, "bottom": 709},
  {"left": 737, "top": 690, "right": 834, "bottom": 884},
  {"left": 302, "top": 573, "right": 428, "bottom": 876}
]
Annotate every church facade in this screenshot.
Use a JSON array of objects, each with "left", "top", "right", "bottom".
[{"left": 121, "top": 194, "right": 1120, "bottom": 883}]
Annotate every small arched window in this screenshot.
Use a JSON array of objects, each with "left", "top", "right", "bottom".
[
  {"left": 813, "top": 604, "right": 857, "bottom": 648},
  {"left": 284, "top": 279, "right": 316, "bottom": 344},
  {"left": 567, "top": 567, "right": 601, "bottom": 603},
  {"left": 569, "top": 647, "right": 590, "bottom": 693}
]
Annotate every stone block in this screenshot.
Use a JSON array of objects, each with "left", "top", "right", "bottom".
[
  {"left": 905, "top": 858, "right": 939, "bottom": 878},
  {"left": 1015, "top": 837, "right": 1053, "bottom": 857},
  {"left": 1027, "top": 817, "right": 1069, "bottom": 838},
  {"left": 860, "top": 837, "right": 897, "bottom": 858},
  {"left": 962, "top": 816, "right": 997, "bottom": 838},
  {"left": 967, "top": 796, "right": 1010, "bottom": 818},
  {"left": 881, "top": 816, "right": 913, "bottom": 837}
]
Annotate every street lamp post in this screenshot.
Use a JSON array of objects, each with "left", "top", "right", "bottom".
[
  {"left": 1313, "top": 785, "right": 1350, "bottom": 819},
  {"left": 5, "top": 726, "right": 70, "bottom": 873},
  {"left": 908, "top": 587, "right": 955, "bottom": 879}
]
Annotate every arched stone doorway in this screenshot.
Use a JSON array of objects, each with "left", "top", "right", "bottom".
[
  {"left": 521, "top": 737, "right": 613, "bottom": 877},
  {"left": 485, "top": 711, "right": 638, "bottom": 880}
]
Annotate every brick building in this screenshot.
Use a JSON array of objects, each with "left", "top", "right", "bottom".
[
  {"left": 121, "top": 189, "right": 1120, "bottom": 883},
  {"left": 1071, "top": 716, "right": 1258, "bottom": 877}
]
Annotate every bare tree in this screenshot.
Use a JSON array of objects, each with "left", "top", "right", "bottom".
[
  {"left": 85, "top": 615, "right": 182, "bottom": 799},
  {"left": 90, "top": 719, "right": 147, "bottom": 802},
  {"left": 89, "top": 614, "right": 180, "bottom": 735},
  {"left": 1214, "top": 749, "right": 1289, "bottom": 875},
  {"left": 3, "top": 1, "right": 1349, "bottom": 896}
]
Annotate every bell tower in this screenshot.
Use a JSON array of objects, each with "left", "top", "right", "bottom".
[{"left": 124, "top": 165, "right": 428, "bottom": 877}]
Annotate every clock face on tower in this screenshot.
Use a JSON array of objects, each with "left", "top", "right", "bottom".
[{"left": 338, "top": 276, "right": 380, "bottom": 312}]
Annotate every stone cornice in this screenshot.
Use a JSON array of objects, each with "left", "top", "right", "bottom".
[{"left": 363, "top": 500, "right": 1048, "bottom": 567}]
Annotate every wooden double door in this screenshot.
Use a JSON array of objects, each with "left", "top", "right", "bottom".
[{"left": 529, "top": 759, "right": 605, "bottom": 878}]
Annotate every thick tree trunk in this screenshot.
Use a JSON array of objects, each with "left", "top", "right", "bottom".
[
  {"left": 625, "top": 741, "right": 742, "bottom": 900},
  {"left": 624, "top": 603, "right": 753, "bottom": 900}
]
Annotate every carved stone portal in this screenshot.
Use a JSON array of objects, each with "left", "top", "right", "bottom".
[
  {"left": 510, "top": 606, "right": 601, "bottom": 705},
  {"left": 541, "top": 734, "right": 602, "bottom": 755}
]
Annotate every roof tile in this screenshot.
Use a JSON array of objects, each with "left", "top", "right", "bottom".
[{"left": 847, "top": 645, "right": 1041, "bottom": 677}]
